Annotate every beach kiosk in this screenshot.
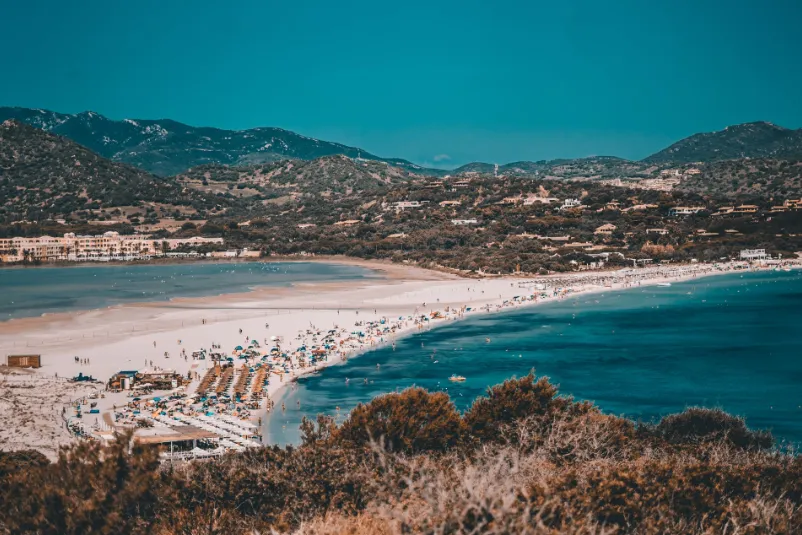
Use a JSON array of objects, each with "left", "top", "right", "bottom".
[{"left": 6, "top": 354, "right": 41, "bottom": 368}]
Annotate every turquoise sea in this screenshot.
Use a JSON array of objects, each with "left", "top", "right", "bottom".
[
  {"left": 0, "top": 262, "right": 375, "bottom": 321},
  {"left": 266, "top": 270, "right": 802, "bottom": 446}
]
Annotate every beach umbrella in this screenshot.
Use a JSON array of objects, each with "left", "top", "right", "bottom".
[
  {"left": 153, "top": 397, "right": 162, "bottom": 402},
  {"left": 235, "top": 345, "right": 243, "bottom": 351}
]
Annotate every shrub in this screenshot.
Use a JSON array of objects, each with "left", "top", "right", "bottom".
[
  {"left": 0, "top": 449, "right": 49, "bottom": 479},
  {"left": 0, "top": 431, "right": 166, "bottom": 535},
  {"left": 335, "top": 387, "right": 465, "bottom": 454},
  {"left": 464, "top": 371, "right": 586, "bottom": 442},
  {"left": 654, "top": 407, "right": 774, "bottom": 450},
  {"left": 0, "top": 379, "right": 790, "bottom": 535}
]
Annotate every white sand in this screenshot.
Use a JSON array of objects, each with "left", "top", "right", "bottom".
[
  {"left": 1, "top": 259, "right": 795, "bottom": 453},
  {"left": 0, "top": 366, "right": 101, "bottom": 459}
]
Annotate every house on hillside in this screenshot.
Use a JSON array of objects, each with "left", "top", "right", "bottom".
[
  {"left": 594, "top": 224, "right": 617, "bottom": 235},
  {"left": 388, "top": 201, "right": 426, "bottom": 211},
  {"left": 559, "top": 198, "right": 585, "bottom": 211},
  {"left": 646, "top": 228, "right": 669, "bottom": 235},
  {"left": 669, "top": 206, "right": 705, "bottom": 216},
  {"left": 523, "top": 194, "right": 558, "bottom": 205},
  {"left": 500, "top": 195, "right": 522, "bottom": 205}
]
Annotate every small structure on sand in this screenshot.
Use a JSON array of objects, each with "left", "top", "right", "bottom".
[{"left": 5, "top": 354, "right": 41, "bottom": 368}]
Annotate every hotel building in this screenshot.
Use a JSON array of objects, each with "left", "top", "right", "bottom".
[{"left": 0, "top": 232, "right": 223, "bottom": 263}]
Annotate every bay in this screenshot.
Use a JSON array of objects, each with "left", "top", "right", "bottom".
[{"left": 267, "top": 271, "right": 802, "bottom": 446}]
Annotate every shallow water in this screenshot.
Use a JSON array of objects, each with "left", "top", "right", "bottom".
[
  {"left": 0, "top": 262, "right": 375, "bottom": 321},
  {"left": 267, "top": 270, "right": 802, "bottom": 446}
]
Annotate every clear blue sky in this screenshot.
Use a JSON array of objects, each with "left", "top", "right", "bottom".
[{"left": 2, "top": 0, "right": 801, "bottom": 167}]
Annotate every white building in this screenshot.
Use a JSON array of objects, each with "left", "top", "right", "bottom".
[
  {"left": 669, "top": 206, "right": 706, "bottom": 216},
  {"left": 559, "top": 198, "right": 585, "bottom": 211},
  {"left": 451, "top": 219, "right": 478, "bottom": 226},
  {"left": 0, "top": 232, "right": 223, "bottom": 263},
  {"left": 739, "top": 249, "right": 768, "bottom": 261},
  {"left": 389, "top": 201, "right": 426, "bottom": 210}
]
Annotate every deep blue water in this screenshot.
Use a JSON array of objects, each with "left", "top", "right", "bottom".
[
  {"left": 267, "top": 270, "right": 802, "bottom": 446},
  {"left": 0, "top": 262, "right": 375, "bottom": 321}
]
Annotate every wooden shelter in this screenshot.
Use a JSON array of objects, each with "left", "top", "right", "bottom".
[{"left": 6, "top": 354, "right": 41, "bottom": 368}]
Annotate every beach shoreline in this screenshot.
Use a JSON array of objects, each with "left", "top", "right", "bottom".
[
  {"left": 1, "top": 259, "right": 797, "bottom": 454},
  {"left": 0, "top": 257, "right": 451, "bottom": 329},
  {"left": 0, "top": 254, "right": 464, "bottom": 279}
]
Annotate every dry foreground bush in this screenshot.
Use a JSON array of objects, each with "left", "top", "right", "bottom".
[{"left": 1, "top": 372, "right": 800, "bottom": 535}]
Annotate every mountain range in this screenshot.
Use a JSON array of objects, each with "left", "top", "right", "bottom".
[
  {"left": 0, "top": 119, "right": 424, "bottom": 221},
  {"left": 0, "top": 107, "right": 438, "bottom": 177},
  {"left": 2, "top": 107, "right": 802, "bottom": 177}
]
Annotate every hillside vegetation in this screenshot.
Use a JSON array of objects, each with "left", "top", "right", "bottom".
[
  {"left": 177, "top": 156, "right": 419, "bottom": 201},
  {"left": 0, "top": 120, "right": 227, "bottom": 222},
  {"left": 677, "top": 158, "right": 802, "bottom": 197},
  {"left": 0, "top": 373, "right": 798, "bottom": 534}
]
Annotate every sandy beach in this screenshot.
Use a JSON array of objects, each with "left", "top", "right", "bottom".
[{"left": 1, "top": 258, "right": 797, "bottom": 455}]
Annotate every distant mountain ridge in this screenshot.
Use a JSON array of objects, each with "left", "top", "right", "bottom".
[
  {"left": 452, "top": 122, "right": 802, "bottom": 175},
  {"left": 3, "top": 107, "right": 802, "bottom": 178},
  {"left": 642, "top": 121, "right": 802, "bottom": 164},
  {"left": 0, "top": 107, "right": 443, "bottom": 177}
]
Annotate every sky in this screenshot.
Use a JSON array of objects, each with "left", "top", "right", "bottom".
[{"left": 2, "top": 0, "right": 801, "bottom": 168}]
